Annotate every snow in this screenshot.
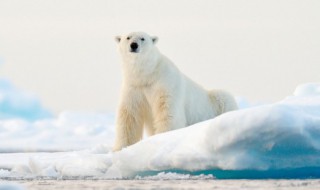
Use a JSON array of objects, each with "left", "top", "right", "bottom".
[{"left": 0, "top": 83, "right": 320, "bottom": 179}]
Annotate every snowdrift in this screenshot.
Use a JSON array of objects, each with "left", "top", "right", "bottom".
[{"left": 1, "top": 83, "right": 320, "bottom": 179}]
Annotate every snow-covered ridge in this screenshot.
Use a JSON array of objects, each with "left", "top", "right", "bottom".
[{"left": 1, "top": 83, "right": 320, "bottom": 179}]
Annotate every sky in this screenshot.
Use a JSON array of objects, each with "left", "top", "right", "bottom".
[{"left": 0, "top": 0, "right": 320, "bottom": 114}]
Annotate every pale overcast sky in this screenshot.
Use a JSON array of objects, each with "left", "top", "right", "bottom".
[{"left": 0, "top": 0, "right": 320, "bottom": 114}]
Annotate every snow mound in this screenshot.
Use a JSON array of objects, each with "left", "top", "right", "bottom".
[
  {"left": 1, "top": 91, "right": 320, "bottom": 179},
  {"left": 109, "top": 96, "right": 320, "bottom": 178}
]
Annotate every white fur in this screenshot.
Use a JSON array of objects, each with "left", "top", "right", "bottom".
[{"left": 113, "top": 32, "right": 238, "bottom": 151}]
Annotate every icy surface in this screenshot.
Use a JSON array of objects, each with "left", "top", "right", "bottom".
[
  {"left": 8, "top": 179, "right": 320, "bottom": 190},
  {"left": 1, "top": 84, "right": 320, "bottom": 179},
  {"left": 0, "top": 183, "right": 24, "bottom": 190}
]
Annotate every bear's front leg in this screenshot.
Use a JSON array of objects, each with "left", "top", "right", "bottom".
[{"left": 113, "top": 89, "right": 145, "bottom": 151}]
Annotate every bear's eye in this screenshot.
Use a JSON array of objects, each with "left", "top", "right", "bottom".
[
  {"left": 127, "top": 37, "right": 131, "bottom": 40},
  {"left": 141, "top": 38, "right": 145, "bottom": 41}
]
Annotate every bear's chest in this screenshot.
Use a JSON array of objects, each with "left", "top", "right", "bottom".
[{"left": 142, "top": 85, "right": 160, "bottom": 103}]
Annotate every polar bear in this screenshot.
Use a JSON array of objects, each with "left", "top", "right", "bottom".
[{"left": 113, "top": 32, "right": 238, "bottom": 151}]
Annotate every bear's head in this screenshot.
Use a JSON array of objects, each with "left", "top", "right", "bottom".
[{"left": 115, "top": 32, "right": 158, "bottom": 60}]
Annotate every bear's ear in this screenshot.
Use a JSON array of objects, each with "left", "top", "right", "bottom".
[
  {"left": 115, "top": 36, "right": 121, "bottom": 43},
  {"left": 152, "top": 36, "right": 158, "bottom": 44}
]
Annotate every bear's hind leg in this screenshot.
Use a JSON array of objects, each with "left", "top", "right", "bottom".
[{"left": 208, "top": 90, "right": 238, "bottom": 115}]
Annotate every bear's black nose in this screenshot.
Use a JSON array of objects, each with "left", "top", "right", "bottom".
[{"left": 130, "top": 42, "right": 139, "bottom": 51}]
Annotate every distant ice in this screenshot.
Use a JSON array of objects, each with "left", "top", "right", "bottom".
[
  {"left": 0, "top": 111, "right": 115, "bottom": 152},
  {"left": 0, "top": 79, "right": 51, "bottom": 121},
  {"left": 1, "top": 83, "right": 320, "bottom": 179},
  {"left": 294, "top": 83, "right": 320, "bottom": 97}
]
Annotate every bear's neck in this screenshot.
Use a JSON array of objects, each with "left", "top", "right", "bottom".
[{"left": 122, "top": 49, "right": 163, "bottom": 87}]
